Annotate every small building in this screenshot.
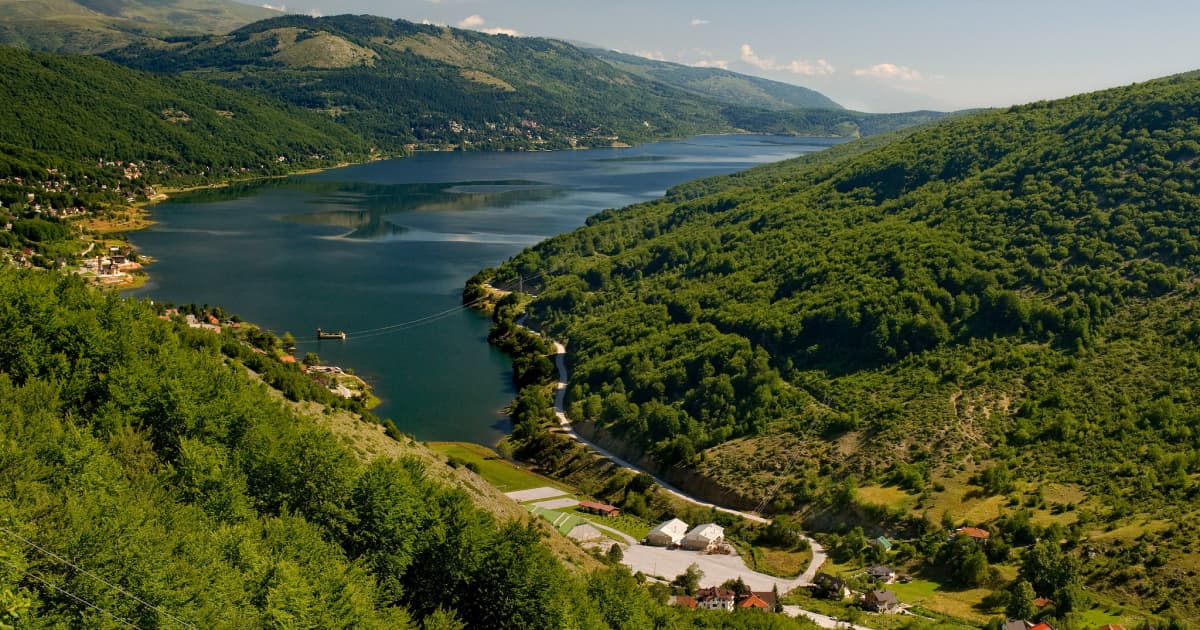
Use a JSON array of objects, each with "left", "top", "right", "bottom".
[
  {"left": 668, "top": 595, "right": 696, "bottom": 609},
  {"left": 695, "top": 587, "right": 736, "bottom": 611},
  {"left": 872, "top": 536, "right": 893, "bottom": 551},
  {"left": 578, "top": 501, "right": 621, "bottom": 518},
  {"left": 957, "top": 527, "right": 991, "bottom": 543},
  {"left": 739, "top": 592, "right": 774, "bottom": 610},
  {"left": 681, "top": 523, "right": 725, "bottom": 551},
  {"left": 1033, "top": 597, "right": 1054, "bottom": 609},
  {"left": 867, "top": 564, "right": 896, "bottom": 584},
  {"left": 812, "top": 573, "right": 851, "bottom": 600},
  {"left": 864, "top": 589, "right": 900, "bottom": 613},
  {"left": 566, "top": 523, "right": 604, "bottom": 543},
  {"left": 279, "top": 355, "right": 297, "bottom": 364},
  {"left": 1005, "top": 620, "right": 1034, "bottom": 630},
  {"left": 645, "top": 518, "right": 689, "bottom": 546}
]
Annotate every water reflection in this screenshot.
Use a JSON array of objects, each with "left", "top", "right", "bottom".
[{"left": 174, "top": 179, "right": 562, "bottom": 240}]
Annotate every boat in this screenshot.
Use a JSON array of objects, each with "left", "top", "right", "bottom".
[{"left": 316, "top": 328, "right": 347, "bottom": 340}]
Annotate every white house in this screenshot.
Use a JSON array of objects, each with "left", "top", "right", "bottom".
[
  {"left": 645, "top": 518, "right": 689, "bottom": 546},
  {"left": 681, "top": 523, "right": 725, "bottom": 551},
  {"left": 694, "top": 587, "right": 736, "bottom": 611}
]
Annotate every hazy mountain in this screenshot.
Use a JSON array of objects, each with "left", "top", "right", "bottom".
[
  {"left": 0, "top": 0, "right": 278, "bottom": 52},
  {"left": 588, "top": 47, "right": 843, "bottom": 111}
]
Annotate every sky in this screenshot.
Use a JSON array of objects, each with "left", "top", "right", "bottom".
[{"left": 251, "top": 0, "right": 1200, "bottom": 112}]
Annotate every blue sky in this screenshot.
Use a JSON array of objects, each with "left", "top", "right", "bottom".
[{"left": 252, "top": 0, "right": 1200, "bottom": 112}]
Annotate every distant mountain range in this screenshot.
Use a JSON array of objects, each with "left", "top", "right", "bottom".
[
  {"left": 0, "top": 8, "right": 946, "bottom": 184},
  {"left": 0, "top": 0, "right": 277, "bottom": 53},
  {"left": 98, "top": 14, "right": 944, "bottom": 151},
  {"left": 587, "top": 48, "right": 843, "bottom": 111}
]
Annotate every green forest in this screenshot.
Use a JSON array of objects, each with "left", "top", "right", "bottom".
[
  {"left": 473, "top": 72, "right": 1200, "bottom": 622},
  {"left": 0, "top": 46, "right": 371, "bottom": 185},
  {"left": 0, "top": 267, "right": 830, "bottom": 628}
]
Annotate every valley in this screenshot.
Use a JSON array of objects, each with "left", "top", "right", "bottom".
[{"left": 0, "top": 2, "right": 1197, "bottom": 628}]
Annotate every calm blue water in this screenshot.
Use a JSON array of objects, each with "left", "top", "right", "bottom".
[{"left": 132, "top": 135, "right": 837, "bottom": 444}]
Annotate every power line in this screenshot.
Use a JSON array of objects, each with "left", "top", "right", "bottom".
[
  {"left": 0, "top": 555, "right": 142, "bottom": 630},
  {"left": 0, "top": 526, "right": 195, "bottom": 629},
  {"left": 344, "top": 270, "right": 545, "bottom": 336},
  {"left": 290, "top": 270, "right": 547, "bottom": 346}
]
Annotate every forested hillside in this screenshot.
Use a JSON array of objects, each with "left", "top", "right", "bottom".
[
  {"left": 474, "top": 73, "right": 1200, "bottom": 621},
  {"left": 0, "top": 268, "right": 829, "bottom": 629},
  {"left": 0, "top": 46, "right": 370, "bottom": 184},
  {"left": 100, "top": 14, "right": 942, "bottom": 151},
  {"left": 587, "top": 48, "right": 843, "bottom": 111}
]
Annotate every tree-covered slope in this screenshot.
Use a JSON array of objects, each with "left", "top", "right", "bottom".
[
  {"left": 101, "top": 14, "right": 943, "bottom": 152},
  {"left": 475, "top": 74, "right": 1200, "bottom": 619},
  {"left": 0, "top": 268, "right": 827, "bottom": 629},
  {"left": 0, "top": 0, "right": 277, "bottom": 53},
  {"left": 0, "top": 46, "right": 370, "bottom": 183},
  {"left": 588, "top": 48, "right": 843, "bottom": 111}
]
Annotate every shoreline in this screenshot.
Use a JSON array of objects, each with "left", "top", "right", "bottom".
[{"left": 126, "top": 132, "right": 820, "bottom": 286}]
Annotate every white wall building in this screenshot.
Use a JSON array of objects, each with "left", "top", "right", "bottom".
[
  {"left": 645, "top": 518, "right": 689, "bottom": 546},
  {"left": 681, "top": 523, "right": 725, "bottom": 551}
]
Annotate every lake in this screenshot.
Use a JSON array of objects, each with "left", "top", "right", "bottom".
[{"left": 132, "top": 135, "right": 837, "bottom": 445}]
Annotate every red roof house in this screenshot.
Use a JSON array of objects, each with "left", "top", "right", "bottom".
[
  {"left": 738, "top": 593, "right": 771, "bottom": 610},
  {"left": 957, "top": 526, "right": 991, "bottom": 541},
  {"left": 577, "top": 501, "right": 621, "bottom": 518}
]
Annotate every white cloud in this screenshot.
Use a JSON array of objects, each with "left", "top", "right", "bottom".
[
  {"left": 690, "top": 18, "right": 709, "bottom": 26},
  {"left": 634, "top": 50, "right": 667, "bottom": 61},
  {"left": 854, "top": 63, "right": 924, "bottom": 81},
  {"left": 262, "top": 3, "right": 285, "bottom": 10},
  {"left": 482, "top": 27, "right": 522, "bottom": 37},
  {"left": 457, "top": 14, "right": 486, "bottom": 28},
  {"left": 691, "top": 59, "right": 730, "bottom": 70},
  {"left": 739, "top": 44, "right": 834, "bottom": 76}
]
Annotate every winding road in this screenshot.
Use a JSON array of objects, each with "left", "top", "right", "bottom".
[{"left": 538, "top": 333, "right": 828, "bottom": 586}]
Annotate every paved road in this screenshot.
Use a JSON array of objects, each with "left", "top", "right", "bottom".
[
  {"left": 782, "top": 606, "right": 875, "bottom": 630},
  {"left": 539, "top": 333, "right": 828, "bottom": 585},
  {"left": 621, "top": 543, "right": 818, "bottom": 594},
  {"left": 504, "top": 320, "right": 864, "bottom": 624},
  {"left": 549, "top": 340, "right": 771, "bottom": 523}
]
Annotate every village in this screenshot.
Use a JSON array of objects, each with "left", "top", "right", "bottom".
[
  {"left": 155, "top": 306, "right": 378, "bottom": 406},
  {"left": 0, "top": 159, "right": 161, "bottom": 286},
  {"left": 481, "top": 473, "right": 1100, "bottom": 630}
]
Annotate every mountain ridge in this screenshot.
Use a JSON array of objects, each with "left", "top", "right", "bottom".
[
  {"left": 587, "top": 47, "right": 843, "bottom": 111},
  {"left": 0, "top": 0, "right": 278, "bottom": 52},
  {"left": 98, "top": 14, "right": 944, "bottom": 152}
]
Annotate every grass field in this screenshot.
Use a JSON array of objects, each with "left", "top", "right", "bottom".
[
  {"left": 428, "top": 442, "right": 571, "bottom": 493},
  {"left": 429, "top": 442, "right": 655, "bottom": 541},
  {"left": 528, "top": 506, "right": 590, "bottom": 535},
  {"left": 752, "top": 545, "right": 813, "bottom": 578},
  {"left": 820, "top": 556, "right": 1013, "bottom": 626},
  {"left": 921, "top": 473, "right": 1008, "bottom": 525},
  {"left": 856, "top": 485, "right": 917, "bottom": 512}
]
